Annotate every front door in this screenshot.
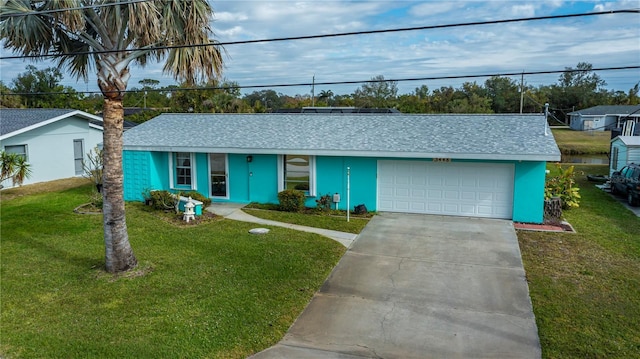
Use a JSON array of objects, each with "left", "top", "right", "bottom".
[{"left": 209, "top": 153, "right": 228, "bottom": 198}]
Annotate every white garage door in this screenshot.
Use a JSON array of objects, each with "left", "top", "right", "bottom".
[{"left": 377, "top": 160, "right": 514, "bottom": 219}]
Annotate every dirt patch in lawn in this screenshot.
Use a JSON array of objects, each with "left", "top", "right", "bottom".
[{"left": 1, "top": 177, "right": 92, "bottom": 202}]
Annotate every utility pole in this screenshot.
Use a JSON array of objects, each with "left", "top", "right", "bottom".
[
  {"left": 311, "top": 74, "right": 315, "bottom": 107},
  {"left": 519, "top": 72, "right": 524, "bottom": 114}
]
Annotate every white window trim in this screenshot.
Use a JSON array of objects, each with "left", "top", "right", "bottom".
[
  {"left": 208, "top": 153, "right": 229, "bottom": 199},
  {"left": 277, "top": 154, "right": 316, "bottom": 197},
  {"left": 169, "top": 152, "right": 196, "bottom": 190}
]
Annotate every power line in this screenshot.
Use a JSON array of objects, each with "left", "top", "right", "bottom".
[
  {"left": 0, "top": 0, "right": 153, "bottom": 18},
  {"left": 2, "top": 65, "right": 638, "bottom": 96},
  {"left": 1, "top": 9, "right": 638, "bottom": 60}
]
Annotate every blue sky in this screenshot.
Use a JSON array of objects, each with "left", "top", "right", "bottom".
[{"left": 1, "top": 0, "right": 639, "bottom": 97}]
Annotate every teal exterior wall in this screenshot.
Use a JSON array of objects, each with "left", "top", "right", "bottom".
[
  {"left": 123, "top": 151, "right": 151, "bottom": 201},
  {"left": 314, "top": 156, "right": 378, "bottom": 210},
  {"left": 123, "top": 150, "right": 547, "bottom": 223},
  {"left": 123, "top": 151, "right": 168, "bottom": 201},
  {"left": 150, "top": 151, "right": 169, "bottom": 190},
  {"left": 194, "top": 153, "right": 209, "bottom": 194},
  {"left": 512, "top": 161, "right": 546, "bottom": 223}
]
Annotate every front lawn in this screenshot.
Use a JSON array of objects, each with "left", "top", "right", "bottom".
[
  {"left": 518, "top": 164, "right": 640, "bottom": 358},
  {"left": 0, "top": 183, "right": 345, "bottom": 358},
  {"left": 551, "top": 127, "right": 611, "bottom": 155},
  {"left": 243, "top": 206, "right": 370, "bottom": 234}
]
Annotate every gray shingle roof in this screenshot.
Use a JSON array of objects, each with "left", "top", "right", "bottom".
[
  {"left": 568, "top": 105, "right": 640, "bottom": 116},
  {"left": 123, "top": 113, "right": 561, "bottom": 161},
  {"left": 0, "top": 108, "right": 76, "bottom": 136}
]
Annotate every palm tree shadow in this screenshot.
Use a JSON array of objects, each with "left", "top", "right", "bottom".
[{"left": 9, "top": 235, "right": 104, "bottom": 271}]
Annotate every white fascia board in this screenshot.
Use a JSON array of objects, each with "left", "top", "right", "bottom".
[
  {"left": 614, "top": 136, "right": 640, "bottom": 146},
  {"left": 124, "top": 145, "right": 561, "bottom": 162},
  {"left": 69, "top": 110, "right": 104, "bottom": 122},
  {"left": 0, "top": 110, "right": 103, "bottom": 140}
]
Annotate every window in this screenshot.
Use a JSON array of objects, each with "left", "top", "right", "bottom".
[
  {"left": 73, "top": 139, "right": 84, "bottom": 175},
  {"left": 171, "top": 152, "right": 195, "bottom": 189},
  {"left": 278, "top": 155, "right": 315, "bottom": 196},
  {"left": 4, "top": 145, "right": 27, "bottom": 160},
  {"left": 612, "top": 147, "right": 618, "bottom": 170}
]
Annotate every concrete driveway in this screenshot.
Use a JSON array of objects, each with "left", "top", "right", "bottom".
[{"left": 251, "top": 213, "right": 541, "bottom": 358}]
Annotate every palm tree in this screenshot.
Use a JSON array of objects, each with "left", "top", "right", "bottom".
[
  {"left": 318, "top": 89, "right": 334, "bottom": 106},
  {"left": 0, "top": 0, "right": 224, "bottom": 273},
  {"left": 0, "top": 151, "right": 31, "bottom": 188}
]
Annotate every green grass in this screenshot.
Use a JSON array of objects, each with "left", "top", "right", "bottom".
[
  {"left": 518, "top": 164, "right": 640, "bottom": 358},
  {"left": 0, "top": 184, "right": 345, "bottom": 358},
  {"left": 243, "top": 207, "right": 370, "bottom": 234},
  {"left": 551, "top": 128, "right": 611, "bottom": 155}
]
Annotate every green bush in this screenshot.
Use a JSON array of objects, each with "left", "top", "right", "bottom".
[
  {"left": 150, "top": 190, "right": 179, "bottom": 211},
  {"left": 278, "top": 189, "right": 306, "bottom": 212},
  {"left": 545, "top": 164, "right": 581, "bottom": 209},
  {"left": 183, "top": 191, "right": 212, "bottom": 207}
]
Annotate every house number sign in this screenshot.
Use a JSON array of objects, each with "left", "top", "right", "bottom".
[{"left": 432, "top": 158, "right": 451, "bottom": 162}]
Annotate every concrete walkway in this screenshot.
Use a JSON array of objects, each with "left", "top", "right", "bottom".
[
  {"left": 250, "top": 213, "right": 541, "bottom": 358},
  {"left": 206, "top": 202, "right": 358, "bottom": 248}
]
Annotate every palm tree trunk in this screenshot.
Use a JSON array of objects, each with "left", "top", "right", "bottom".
[{"left": 102, "top": 98, "right": 137, "bottom": 273}]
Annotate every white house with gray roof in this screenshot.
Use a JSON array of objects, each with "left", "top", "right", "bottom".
[
  {"left": 122, "top": 113, "right": 561, "bottom": 223},
  {"left": 0, "top": 109, "right": 103, "bottom": 187},
  {"left": 568, "top": 105, "right": 640, "bottom": 131}
]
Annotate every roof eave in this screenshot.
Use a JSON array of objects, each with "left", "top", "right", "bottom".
[
  {"left": 123, "top": 145, "right": 560, "bottom": 162},
  {"left": 0, "top": 110, "right": 103, "bottom": 140}
]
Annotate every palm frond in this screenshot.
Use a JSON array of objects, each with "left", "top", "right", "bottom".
[
  {"left": 163, "top": 40, "right": 224, "bottom": 86},
  {"left": 41, "top": 0, "right": 84, "bottom": 32},
  {"left": 0, "top": 0, "right": 54, "bottom": 56},
  {"left": 54, "top": 30, "right": 93, "bottom": 80},
  {"left": 127, "top": 0, "right": 162, "bottom": 47},
  {"left": 157, "top": 0, "right": 224, "bottom": 85}
]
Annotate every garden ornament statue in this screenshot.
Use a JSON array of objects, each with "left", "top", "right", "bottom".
[{"left": 183, "top": 197, "right": 196, "bottom": 223}]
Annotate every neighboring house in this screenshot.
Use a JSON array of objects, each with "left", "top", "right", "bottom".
[
  {"left": 610, "top": 136, "right": 640, "bottom": 176},
  {"left": 0, "top": 109, "right": 103, "bottom": 187},
  {"left": 568, "top": 105, "right": 640, "bottom": 131},
  {"left": 122, "top": 113, "right": 560, "bottom": 224}
]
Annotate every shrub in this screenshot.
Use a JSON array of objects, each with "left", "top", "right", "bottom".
[
  {"left": 315, "top": 193, "right": 332, "bottom": 213},
  {"left": 278, "top": 189, "right": 306, "bottom": 212},
  {"left": 183, "top": 191, "right": 212, "bottom": 207},
  {"left": 545, "top": 164, "right": 581, "bottom": 209},
  {"left": 89, "top": 189, "right": 103, "bottom": 209},
  {"left": 150, "top": 190, "right": 180, "bottom": 212}
]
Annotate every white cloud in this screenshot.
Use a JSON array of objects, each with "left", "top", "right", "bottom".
[
  {"left": 217, "top": 26, "right": 244, "bottom": 38},
  {"left": 213, "top": 11, "right": 248, "bottom": 22},
  {"left": 409, "top": 2, "right": 461, "bottom": 17},
  {"left": 510, "top": 4, "right": 536, "bottom": 17}
]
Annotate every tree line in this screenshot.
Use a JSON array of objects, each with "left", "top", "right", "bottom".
[{"left": 1, "top": 62, "right": 638, "bottom": 123}]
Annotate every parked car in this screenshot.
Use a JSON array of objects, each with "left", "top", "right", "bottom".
[{"left": 610, "top": 163, "right": 640, "bottom": 206}]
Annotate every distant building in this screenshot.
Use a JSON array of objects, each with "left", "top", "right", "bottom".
[
  {"left": 568, "top": 105, "right": 640, "bottom": 131},
  {"left": 0, "top": 109, "right": 103, "bottom": 187}
]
